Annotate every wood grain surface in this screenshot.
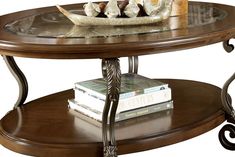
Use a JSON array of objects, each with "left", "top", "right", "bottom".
[{"left": 0, "top": 79, "right": 225, "bottom": 157}]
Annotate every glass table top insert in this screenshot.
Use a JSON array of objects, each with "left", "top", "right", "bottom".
[{"left": 5, "top": 3, "right": 227, "bottom": 38}]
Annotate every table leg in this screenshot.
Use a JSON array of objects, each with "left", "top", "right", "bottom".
[
  {"left": 219, "top": 71, "right": 235, "bottom": 150},
  {"left": 128, "top": 56, "right": 138, "bottom": 74},
  {"left": 2, "top": 55, "right": 28, "bottom": 108},
  {"left": 223, "top": 39, "right": 234, "bottom": 53},
  {"left": 102, "top": 58, "right": 121, "bottom": 157}
]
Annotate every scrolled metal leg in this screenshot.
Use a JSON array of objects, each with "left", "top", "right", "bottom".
[
  {"left": 128, "top": 56, "right": 138, "bottom": 74},
  {"left": 102, "top": 58, "right": 121, "bottom": 157},
  {"left": 2, "top": 56, "right": 28, "bottom": 108},
  {"left": 219, "top": 72, "right": 235, "bottom": 150},
  {"left": 223, "top": 40, "right": 234, "bottom": 53},
  {"left": 219, "top": 124, "right": 235, "bottom": 150}
]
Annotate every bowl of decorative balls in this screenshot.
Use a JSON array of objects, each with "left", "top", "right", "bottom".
[{"left": 56, "top": 0, "right": 174, "bottom": 26}]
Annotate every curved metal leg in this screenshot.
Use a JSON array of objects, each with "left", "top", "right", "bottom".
[
  {"left": 128, "top": 56, "right": 138, "bottom": 74},
  {"left": 102, "top": 58, "right": 121, "bottom": 157},
  {"left": 2, "top": 56, "right": 28, "bottom": 108},
  {"left": 219, "top": 72, "right": 235, "bottom": 150},
  {"left": 223, "top": 39, "right": 234, "bottom": 53}
]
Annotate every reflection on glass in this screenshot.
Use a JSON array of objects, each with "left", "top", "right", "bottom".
[{"left": 5, "top": 4, "right": 227, "bottom": 38}]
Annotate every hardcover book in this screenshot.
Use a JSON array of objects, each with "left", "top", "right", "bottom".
[
  {"left": 68, "top": 99, "right": 173, "bottom": 127},
  {"left": 75, "top": 73, "right": 168, "bottom": 100},
  {"left": 74, "top": 87, "right": 172, "bottom": 113}
]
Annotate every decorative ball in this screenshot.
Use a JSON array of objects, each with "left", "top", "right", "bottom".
[{"left": 99, "top": 2, "right": 107, "bottom": 13}]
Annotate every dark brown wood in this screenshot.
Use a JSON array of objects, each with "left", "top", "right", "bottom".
[
  {"left": 0, "top": 79, "right": 225, "bottom": 157},
  {"left": 0, "top": 2, "right": 235, "bottom": 59}
]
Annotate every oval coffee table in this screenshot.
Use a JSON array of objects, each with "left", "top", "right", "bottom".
[{"left": 0, "top": 2, "right": 235, "bottom": 157}]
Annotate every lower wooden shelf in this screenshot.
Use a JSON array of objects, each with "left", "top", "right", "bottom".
[{"left": 0, "top": 79, "right": 225, "bottom": 157}]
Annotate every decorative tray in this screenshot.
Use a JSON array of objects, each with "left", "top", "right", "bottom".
[{"left": 57, "top": 0, "right": 173, "bottom": 26}]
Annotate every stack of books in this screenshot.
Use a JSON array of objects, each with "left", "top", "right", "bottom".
[{"left": 68, "top": 73, "right": 173, "bottom": 126}]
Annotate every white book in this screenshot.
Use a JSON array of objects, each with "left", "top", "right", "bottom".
[
  {"left": 74, "top": 87, "right": 172, "bottom": 113},
  {"left": 68, "top": 99, "right": 173, "bottom": 123}
]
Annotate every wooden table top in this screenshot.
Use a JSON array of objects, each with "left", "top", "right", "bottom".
[{"left": 0, "top": 1, "right": 235, "bottom": 59}]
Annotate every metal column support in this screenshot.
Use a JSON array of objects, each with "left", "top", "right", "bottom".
[
  {"left": 102, "top": 58, "right": 121, "bottom": 157},
  {"left": 128, "top": 56, "right": 138, "bottom": 74}
]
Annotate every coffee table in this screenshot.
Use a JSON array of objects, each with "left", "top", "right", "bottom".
[{"left": 0, "top": 2, "right": 235, "bottom": 157}]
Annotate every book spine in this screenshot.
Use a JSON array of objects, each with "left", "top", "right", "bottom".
[
  {"left": 74, "top": 87, "right": 172, "bottom": 113},
  {"left": 74, "top": 84, "right": 106, "bottom": 100},
  {"left": 68, "top": 99, "right": 102, "bottom": 121},
  {"left": 116, "top": 101, "right": 173, "bottom": 121},
  {"left": 68, "top": 99, "right": 173, "bottom": 123},
  {"left": 75, "top": 83, "right": 169, "bottom": 100},
  {"left": 144, "top": 84, "right": 168, "bottom": 94},
  {"left": 118, "top": 88, "right": 171, "bottom": 113},
  {"left": 120, "top": 84, "right": 169, "bottom": 99},
  {"left": 74, "top": 89, "right": 105, "bottom": 111}
]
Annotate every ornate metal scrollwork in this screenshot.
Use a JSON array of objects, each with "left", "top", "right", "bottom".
[
  {"left": 104, "top": 145, "right": 118, "bottom": 157},
  {"left": 219, "top": 124, "right": 235, "bottom": 150},
  {"left": 2, "top": 56, "right": 28, "bottom": 108},
  {"left": 128, "top": 56, "right": 138, "bottom": 74},
  {"left": 219, "top": 72, "right": 235, "bottom": 150},
  {"left": 223, "top": 40, "right": 234, "bottom": 53},
  {"left": 102, "top": 58, "right": 121, "bottom": 157}
]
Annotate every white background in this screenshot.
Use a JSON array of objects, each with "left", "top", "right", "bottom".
[{"left": 0, "top": 0, "right": 235, "bottom": 156}]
